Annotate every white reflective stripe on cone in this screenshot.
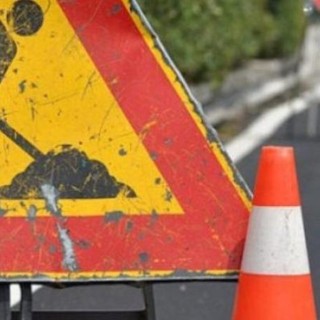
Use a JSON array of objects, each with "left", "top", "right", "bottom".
[{"left": 241, "top": 206, "right": 310, "bottom": 275}]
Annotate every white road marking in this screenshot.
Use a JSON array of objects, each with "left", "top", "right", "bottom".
[
  {"left": 10, "top": 284, "right": 42, "bottom": 307},
  {"left": 226, "top": 85, "right": 320, "bottom": 163}
]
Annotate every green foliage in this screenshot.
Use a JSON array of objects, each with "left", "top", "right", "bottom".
[
  {"left": 261, "top": 0, "right": 307, "bottom": 57},
  {"left": 138, "top": 0, "right": 306, "bottom": 85}
]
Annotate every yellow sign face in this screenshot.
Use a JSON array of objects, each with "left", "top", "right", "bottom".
[
  {"left": 0, "top": 0, "right": 251, "bottom": 281},
  {"left": 0, "top": 0, "right": 182, "bottom": 217}
]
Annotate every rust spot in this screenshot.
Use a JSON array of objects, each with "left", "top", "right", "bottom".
[
  {"left": 111, "top": 3, "right": 122, "bottom": 15},
  {"left": 125, "top": 220, "right": 134, "bottom": 233},
  {"left": 139, "top": 252, "right": 149, "bottom": 263},
  {"left": 27, "top": 204, "right": 37, "bottom": 221}
]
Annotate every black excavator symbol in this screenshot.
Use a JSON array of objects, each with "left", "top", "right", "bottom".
[{"left": 0, "top": 1, "right": 137, "bottom": 200}]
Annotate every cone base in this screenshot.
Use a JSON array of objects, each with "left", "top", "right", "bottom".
[{"left": 233, "top": 273, "right": 317, "bottom": 320}]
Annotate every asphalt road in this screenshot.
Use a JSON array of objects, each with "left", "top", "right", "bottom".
[{"left": 19, "top": 103, "right": 320, "bottom": 319}]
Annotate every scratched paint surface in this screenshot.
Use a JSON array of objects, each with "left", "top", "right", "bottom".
[
  {"left": 0, "top": 0, "right": 182, "bottom": 217},
  {"left": 0, "top": 0, "right": 250, "bottom": 281}
]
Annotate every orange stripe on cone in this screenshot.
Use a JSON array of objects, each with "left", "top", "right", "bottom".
[
  {"left": 234, "top": 274, "right": 315, "bottom": 320},
  {"left": 232, "top": 146, "right": 317, "bottom": 320}
]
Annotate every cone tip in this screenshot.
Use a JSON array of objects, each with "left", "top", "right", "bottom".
[
  {"left": 261, "top": 145, "right": 294, "bottom": 158},
  {"left": 253, "top": 145, "right": 300, "bottom": 206}
]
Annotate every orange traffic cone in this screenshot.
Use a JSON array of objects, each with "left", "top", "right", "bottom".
[{"left": 232, "top": 146, "right": 317, "bottom": 320}]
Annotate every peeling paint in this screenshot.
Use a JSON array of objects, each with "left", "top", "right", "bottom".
[
  {"left": 27, "top": 204, "right": 37, "bottom": 221},
  {"left": 37, "top": 234, "right": 45, "bottom": 244},
  {"left": 19, "top": 79, "right": 27, "bottom": 93},
  {"left": 0, "top": 207, "right": 8, "bottom": 217},
  {"left": 149, "top": 209, "right": 158, "bottom": 227},
  {"left": 138, "top": 232, "right": 145, "bottom": 240},
  {"left": 0, "top": 269, "right": 238, "bottom": 282},
  {"left": 41, "top": 184, "right": 61, "bottom": 216},
  {"left": 104, "top": 210, "right": 124, "bottom": 223},
  {"left": 164, "top": 137, "right": 173, "bottom": 146},
  {"left": 149, "top": 151, "right": 158, "bottom": 160},
  {"left": 125, "top": 220, "right": 134, "bottom": 233},
  {"left": 164, "top": 189, "right": 173, "bottom": 202},
  {"left": 57, "top": 223, "right": 79, "bottom": 272},
  {"left": 170, "top": 268, "right": 208, "bottom": 278},
  {"left": 111, "top": 3, "right": 122, "bottom": 15},
  {"left": 49, "top": 244, "right": 57, "bottom": 254},
  {"left": 165, "top": 236, "right": 173, "bottom": 243},
  {"left": 77, "top": 239, "right": 90, "bottom": 249},
  {"left": 139, "top": 252, "right": 149, "bottom": 263}
]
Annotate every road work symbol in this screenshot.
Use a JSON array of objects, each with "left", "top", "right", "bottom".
[
  {"left": 0, "top": 0, "right": 250, "bottom": 281},
  {"left": 0, "top": 0, "right": 136, "bottom": 201}
]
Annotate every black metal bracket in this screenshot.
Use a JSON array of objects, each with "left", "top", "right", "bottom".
[
  {"left": 142, "top": 283, "right": 156, "bottom": 320},
  {"left": 0, "top": 284, "right": 10, "bottom": 320},
  {"left": 0, "top": 283, "right": 33, "bottom": 320},
  {"left": 19, "top": 284, "right": 32, "bottom": 320},
  {"left": 1, "top": 282, "right": 157, "bottom": 320}
]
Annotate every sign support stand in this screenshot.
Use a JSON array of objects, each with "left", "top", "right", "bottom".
[
  {"left": 0, "top": 284, "right": 10, "bottom": 320},
  {"left": 8, "top": 282, "right": 157, "bottom": 319},
  {"left": 19, "top": 284, "right": 32, "bottom": 320},
  {"left": 142, "top": 283, "right": 156, "bottom": 320}
]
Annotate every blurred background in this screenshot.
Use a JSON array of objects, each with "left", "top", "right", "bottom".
[
  {"left": 137, "top": 0, "right": 320, "bottom": 142},
  {"left": 139, "top": 0, "right": 307, "bottom": 87}
]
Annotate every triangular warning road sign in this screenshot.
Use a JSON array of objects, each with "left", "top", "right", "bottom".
[{"left": 0, "top": 0, "right": 250, "bottom": 281}]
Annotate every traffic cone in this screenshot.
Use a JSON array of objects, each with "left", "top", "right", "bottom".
[{"left": 232, "top": 146, "right": 317, "bottom": 320}]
